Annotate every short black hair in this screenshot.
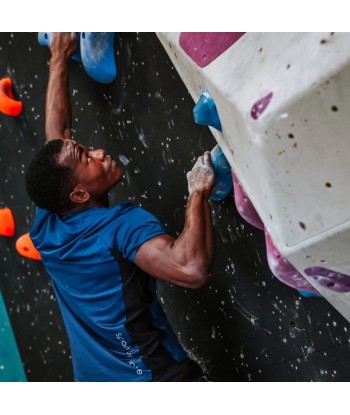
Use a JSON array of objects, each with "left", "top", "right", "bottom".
[{"left": 25, "top": 139, "right": 76, "bottom": 212}]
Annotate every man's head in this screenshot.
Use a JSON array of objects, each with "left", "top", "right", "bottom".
[{"left": 25, "top": 139, "right": 123, "bottom": 213}]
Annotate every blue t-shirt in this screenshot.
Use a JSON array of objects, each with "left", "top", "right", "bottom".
[{"left": 30, "top": 203, "right": 201, "bottom": 381}]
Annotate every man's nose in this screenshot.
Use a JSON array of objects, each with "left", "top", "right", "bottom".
[{"left": 91, "top": 149, "right": 106, "bottom": 160}]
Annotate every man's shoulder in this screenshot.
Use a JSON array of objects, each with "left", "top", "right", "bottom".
[{"left": 110, "top": 202, "right": 147, "bottom": 216}]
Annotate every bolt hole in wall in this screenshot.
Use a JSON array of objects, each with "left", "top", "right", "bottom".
[{"left": 1, "top": 32, "right": 350, "bottom": 382}]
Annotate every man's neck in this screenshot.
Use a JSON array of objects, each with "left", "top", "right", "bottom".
[{"left": 59, "top": 197, "right": 110, "bottom": 216}]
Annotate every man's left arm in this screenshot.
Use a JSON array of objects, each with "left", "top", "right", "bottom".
[{"left": 45, "top": 32, "right": 77, "bottom": 143}]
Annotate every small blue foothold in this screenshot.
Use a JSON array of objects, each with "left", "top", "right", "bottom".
[
  {"left": 80, "top": 32, "right": 117, "bottom": 84},
  {"left": 209, "top": 144, "right": 233, "bottom": 202},
  {"left": 298, "top": 290, "right": 322, "bottom": 298},
  {"left": 193, "top": 88, "right": 222, "bottom": 131},
  {"left": 38, "top": 32, "right": 82, "bottom": 62}
]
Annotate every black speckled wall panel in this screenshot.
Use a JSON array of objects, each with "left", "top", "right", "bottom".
[{"left": 1, "top": 32, "right": 350, "bottom": 381}]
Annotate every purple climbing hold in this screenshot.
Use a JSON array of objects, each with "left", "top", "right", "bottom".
[
  {"left": 179, "top": 32, "right": 245, "bottom": 68},
  {"left": 232, "top": 171, "right": 264, "bottom": 230},
  {"left": 304, "top": 267, "right": 350, "bottom": 293},
  {"left": 251, "top": 92, "right": 273, "bottom": 120},
  {"left": 265, "top": 230, "right": 319, "bottom": 294}
]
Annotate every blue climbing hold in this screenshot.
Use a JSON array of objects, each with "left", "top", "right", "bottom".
[
  {"left": 209, "top": 144, "right": 233, "bottom": 202},
  {"left": 298, "top": 290, "right": 322, "bottom": 298},
  {"left": 193, "top": 88, "right": 222, "bottom": 131},
  {"left": 38, "top": 32, "right": 82, "bottom": 62},
  {"left": 80, "top": 32, "right": 117, "bottom": 84}
]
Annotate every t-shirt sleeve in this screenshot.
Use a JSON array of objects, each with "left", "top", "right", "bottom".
[
  {"left": 111, "top": 205, "right": 166, "bottom": 262},
  {"left": 30, "top": 207, "right": 52, "bottom": 248}
]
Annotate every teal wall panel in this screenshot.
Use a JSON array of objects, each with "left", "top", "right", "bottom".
[{"left": 0, "top": 291, "right": 27, "bottom": 382}]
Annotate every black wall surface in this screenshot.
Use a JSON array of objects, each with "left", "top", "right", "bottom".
[{"left": 1, "top": 32, "right": 350, "bottom": 381}]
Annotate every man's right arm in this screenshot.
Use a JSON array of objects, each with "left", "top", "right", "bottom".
[
  {"left": 134, "top": 152, "right": 215, "bottom": 289},
  {"left": 45, "top": 33, "right": 77, "bottom": 143}
]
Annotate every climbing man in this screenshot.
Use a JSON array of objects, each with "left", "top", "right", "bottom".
[{"left": 25, "top": 33, "right": 215, "bottom": 381}]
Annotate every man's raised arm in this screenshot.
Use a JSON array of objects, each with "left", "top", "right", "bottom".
[{"left": 45, "top": 32, "right": 77, "bottom": 143}]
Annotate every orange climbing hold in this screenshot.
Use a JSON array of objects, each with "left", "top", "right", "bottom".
[
  {"left": 0, "top": 207, "right": 15, "bottom": 237},
  {"left": 0, "top": 77, "right": 23, "bottom": 116},
  {"left": 16, "top": 233, "right": 41, "bottom": 261}
]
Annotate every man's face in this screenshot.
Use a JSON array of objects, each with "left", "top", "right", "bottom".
[{"left": 57, "top": 139, "right": 123, "bottom": 201}]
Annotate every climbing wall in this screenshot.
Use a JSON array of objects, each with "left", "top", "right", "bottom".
[
  {"left": 1, "top": 33, "right": 350, "bottom": 381},
  {"left": 157, "top": 32, "right": 350, "bottom": 321}
]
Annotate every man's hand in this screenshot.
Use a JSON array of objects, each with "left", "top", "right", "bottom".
[
  {"left": 50, "top": 32, "right": 78, "bottom": 61},
  {"left": 187, "top": 151, "right": 215, "bottom": 197}
]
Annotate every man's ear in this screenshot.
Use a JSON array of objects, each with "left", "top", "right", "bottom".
[{"left": 70, "top": 185, "right": 90, "bottom": 204}]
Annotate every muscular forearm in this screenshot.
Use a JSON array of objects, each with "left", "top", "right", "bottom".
[
  {"left": 176, "top": 189, "right": 214, "bottom": 271},
  {"left": 134, "top": 190, "right": 214, "bottom": 289},
  {"left": 45, "top": 56, "right": 72, "bottom": 142}
]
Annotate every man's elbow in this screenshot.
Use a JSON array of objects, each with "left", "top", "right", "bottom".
[
  {"left": 190, "top": 276, "right": 209, "bottom": 289},
  {"left": 184, "top": 265, "right": 210, "bottom": 289}
]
